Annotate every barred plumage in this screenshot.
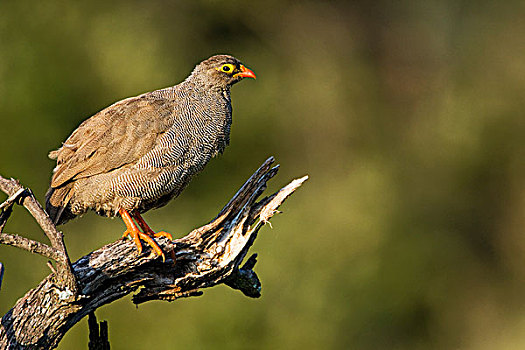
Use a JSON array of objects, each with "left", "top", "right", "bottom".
[{"left": 45, "top": 55, "right": 255, "bottom": 239}]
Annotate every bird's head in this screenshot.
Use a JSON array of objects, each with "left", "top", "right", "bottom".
[{"left": 189, "top": 54, "right": 256, "bottom": 89}]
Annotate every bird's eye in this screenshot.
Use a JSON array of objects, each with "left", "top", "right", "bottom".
[{"left": 219, "top": 64, "right": 235, "bottom": 74}]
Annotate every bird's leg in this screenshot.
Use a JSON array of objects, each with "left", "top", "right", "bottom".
[
  {"left": 131, "top": 211, "right": 176, "bottom": 263},
  {"left": 119, "top": 209, "right": 166, "bottom": 261},
  {"left": 131, "top": 211, "right": 173, "bottom": 240},
  {"left": 119, "top": 209, "right": 143, "bottom": 253}
]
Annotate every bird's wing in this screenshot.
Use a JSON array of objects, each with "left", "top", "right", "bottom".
[{"left": 50, "top": 95, "right": 175, "bottom": 188}]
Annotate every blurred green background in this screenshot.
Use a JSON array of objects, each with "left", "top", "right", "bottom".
[{"left": 1, "top": 0, "right": 524, "bottom": 349}]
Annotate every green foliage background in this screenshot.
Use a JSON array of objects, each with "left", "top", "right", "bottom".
[{"left": 1, "top": 1, "right": 524, "bottom": 349}]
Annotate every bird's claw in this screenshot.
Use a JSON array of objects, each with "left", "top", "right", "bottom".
[
  {"left": 152, "top": 231, "right": 173, "bottom": 240},
  {"left": 122, "top": 229, "right": 143, "bottom": 254}
]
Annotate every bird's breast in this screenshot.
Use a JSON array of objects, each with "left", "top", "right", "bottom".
[{"left": 136, "top": 93, "right": 232, "bottom": 174}]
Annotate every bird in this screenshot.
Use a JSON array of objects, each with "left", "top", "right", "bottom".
[{"left": 45, "top": 54, "right": 256, "bottom": 261}]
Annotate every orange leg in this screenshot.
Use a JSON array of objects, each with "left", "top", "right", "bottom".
[
  {"left": 119, "top": 209, "right": 166, "bottom": 261},
  {"left": 132, "top": 211, "right": 173, "bottom": 240}
]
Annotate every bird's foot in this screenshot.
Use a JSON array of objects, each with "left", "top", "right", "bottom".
[
  {"left": 151, "top": 231, "right": 173, "bottom": 240},
  {"left": 119, "top": 209, "right": 167, "bottom": 262},
  {"left": 131, "top": 211, "right": 173, "bottom": 240},
  {"left": 121, "top": 227, "right": 166, "bottom": 261},
  {"left": 121, "top": 228, "right": 143, "bottom": 254}
]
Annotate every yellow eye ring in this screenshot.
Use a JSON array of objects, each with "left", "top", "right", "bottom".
[{"left": 217, "top": 64, "right": 235, "bottom": 74}]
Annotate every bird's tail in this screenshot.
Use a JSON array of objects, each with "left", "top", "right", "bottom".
[{"left": 45, "top": 184, "right": 76, "bottom": 225}]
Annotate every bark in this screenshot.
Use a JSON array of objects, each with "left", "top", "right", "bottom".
[
  {"left": 0, "top": 179, "right": 77, "bottom": 295},
  {"left": 0, "top": 157, "right": 307, "bottom": 349},
  {"left": 87, "top": 313, "right": 110, "bottom": 350}
]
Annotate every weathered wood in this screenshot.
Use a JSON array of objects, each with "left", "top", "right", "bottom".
[
  {"left": 0, "top": 177, "right": 77, "bottom": 296},
  {"left": 0, "top": 157, "right": 307, "bottom": 349},
  {"left": 0, "top": 233, "right": 63, "bottom": 261},
  {"left": 88, "top": 312, "right": 110, "bottom": 350}
]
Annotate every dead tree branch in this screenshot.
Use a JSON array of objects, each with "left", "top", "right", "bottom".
[
  {"left": 0, "top": 157, "right": 307, "bottom": 349},
  {"left": 0, "top": 178, "right": 77, "bottom": 295},
  {"left": 0, "top": 233, "right": 63, "bottom": 261},
  {"left": 88, "top": 312, "right": 110, "bottom": 350}
]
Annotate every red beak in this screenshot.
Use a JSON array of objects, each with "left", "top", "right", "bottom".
[{"left": 235, "top": 65, "right": 256, "bottom": 79}]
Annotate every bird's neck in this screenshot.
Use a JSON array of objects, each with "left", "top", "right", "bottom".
[{"left": 184, "top": 70, "right": 230, "bottom": 94}]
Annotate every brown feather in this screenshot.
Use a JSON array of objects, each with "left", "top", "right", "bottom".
[{"left": 50, "top": 96, "right": 174, "bottom": 188}]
